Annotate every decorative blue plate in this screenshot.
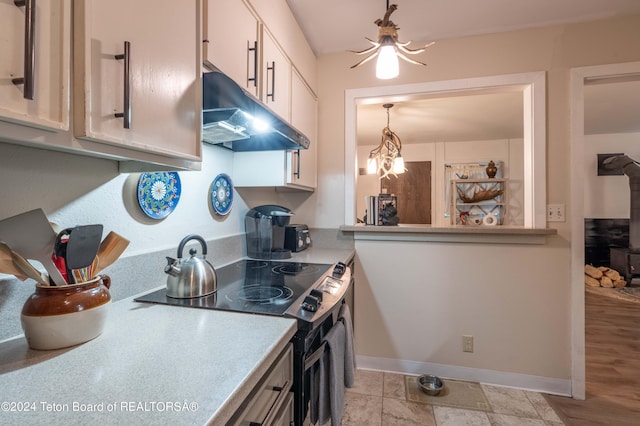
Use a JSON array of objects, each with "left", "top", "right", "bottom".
[
  {"left": 137, "top": 172, "right": 181, "bottom": 219},
  {"left": 210, "top": 173, "right": 233, "bottom": 216}
]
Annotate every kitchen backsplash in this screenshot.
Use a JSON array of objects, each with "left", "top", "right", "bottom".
[
  {"left": 0, "top": 233, "right": 244, "bottom": 342},
  {"left": 0, "top": 228, "right": 353, "bottom": 342}
]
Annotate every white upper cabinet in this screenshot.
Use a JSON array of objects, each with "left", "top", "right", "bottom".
[
  {"left": 289, "top": 68, "right": 317, "bottom": 189},
  {"left": 204, "top": 0, "right": 259, "bottom": 97},
  {"left": 248, "top": 0, "right": 316, "bottom": 92},
  {"left": 0, "top": 0, "right": 70, "bottom": 131},
  {"left": 261, "top": 29, "right": 290, "bottom": 121},
  {"left": 73, "top": 0, "right": 201, "bottom": 162}
]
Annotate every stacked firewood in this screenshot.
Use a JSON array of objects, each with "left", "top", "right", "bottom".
[{"left": 584, "top": 265, "right": 627, "bottom": 288}]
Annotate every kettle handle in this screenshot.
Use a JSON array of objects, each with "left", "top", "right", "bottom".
[{"left": 177, "top": 234, "right": 208, "bottom": 258}]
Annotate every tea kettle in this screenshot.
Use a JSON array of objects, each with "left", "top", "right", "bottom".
[{"left": 164, "top": 235, "right": 217, "bottom": 298}]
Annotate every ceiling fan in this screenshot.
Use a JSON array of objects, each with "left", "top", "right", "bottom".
[{"left": 350, "top": 1, "right": 435, "bottom": 79}]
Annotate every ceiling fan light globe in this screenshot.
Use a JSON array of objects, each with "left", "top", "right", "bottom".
[
  {"left": 393, "top": 155, "right": 405, "bottom": 174},
  {"left": 376, "top": 45, "right": 399, "bottom": 79},
  {"left": 367, "top": 157, "right": 379, "bottom": 174}
]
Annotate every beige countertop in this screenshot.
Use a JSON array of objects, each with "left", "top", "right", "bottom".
[
  {"left": 340, "top": 224, "right": 556, "bottom": 244},
  {"left": 0, "top": 296, "right": 296, "bottom": 425},
  {"left": 0, "top": 248, "right": 354, "bottom": 425},
  {"left": 286, "top": 247, "right": 355, "bottom": 265}
]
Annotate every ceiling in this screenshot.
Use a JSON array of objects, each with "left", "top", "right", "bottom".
[
  {"left": 286, "top": 0, "right": 640, "bottom": 56},
  {"left": 286, "top": 0, "right": 640, "bottom": 145},
  {"left": 356, "top": 90, "right": 525, "bottom": 145}
]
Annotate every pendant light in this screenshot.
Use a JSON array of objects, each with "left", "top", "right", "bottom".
[
  {"left": 367, "top": 103, "right": 405, "bottom": 179},
  {"left": 351, "top": 2, "right": 434, "bottom": 80}
]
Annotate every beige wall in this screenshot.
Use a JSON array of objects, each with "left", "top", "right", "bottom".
[
  {"left": 313, "top": 13, "right": 640, "bottom": 231},
  {"left": 313, "top": 14, "right": 640, "bottom": 392}
]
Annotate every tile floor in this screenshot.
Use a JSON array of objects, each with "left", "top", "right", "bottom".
[{"left": 337, "top": 369, "right": 565, "bottom": 426}]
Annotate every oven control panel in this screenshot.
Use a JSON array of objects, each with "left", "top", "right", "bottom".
[{"left": 285, "top": 262, "right": 351, "bottom": 324}]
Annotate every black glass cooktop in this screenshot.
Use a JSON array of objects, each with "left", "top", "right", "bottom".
[{"left": 135, "top": 259, "right": 332, "bottom": 316}]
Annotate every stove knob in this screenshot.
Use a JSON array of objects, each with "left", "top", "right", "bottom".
[
  {"left": 310, "top": 289, "right": 324, "bottom": 302},
  {"left": 298, "top": 239, "right": 304, "bottom": 248},
  {"left": 332, "top": 262, "right": 347, "bottom": 278},
  {"left": 301, "top": 295, "right": 320, "bottom": 312}
]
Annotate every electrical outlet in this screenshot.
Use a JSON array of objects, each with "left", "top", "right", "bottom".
[
  {"left": 547, "top": 204, "right": 565, "bottom": 222},
  {"left": 463, "top": 335, "right": 474, "bottom": 353}
]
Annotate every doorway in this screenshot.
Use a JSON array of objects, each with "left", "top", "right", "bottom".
[
  {"left": 380, "top": 161, "right": 431, "bottom": 224},
  {"left": 569, "top": 61, "right": 640, "bottom": 400}
]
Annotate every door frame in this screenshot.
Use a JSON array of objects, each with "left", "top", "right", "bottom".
[{"left": 569, "top": 60, "right": 640, "bottom": 400}]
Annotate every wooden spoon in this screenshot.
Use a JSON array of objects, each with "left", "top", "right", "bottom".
[
  {"left": 0, "top": 243, "right": 27, "bottom": 280},
  {"left": 93, "top": 231, "right": 130, "bottom": 275},
  {"left": 0, "top": 242, "right": 47, "bottom": 284}
]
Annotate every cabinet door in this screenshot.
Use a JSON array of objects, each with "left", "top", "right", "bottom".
[
  {"left": 0, "top": 0, "right": 70, "bottom": 131},
  {"left": 289, "top": 69, "right": 317, "bottom": 189},
  {"left": 73, "top": 0, "right": 201, "bottom": 161},
  {"left": 261, "top": 29, "right": 290, "bottom": 121},
  {"left": 204, "top": 0, "right": 258, "bottom": 97}
]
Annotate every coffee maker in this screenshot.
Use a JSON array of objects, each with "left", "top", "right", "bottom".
[{"left": 245, "top": 205, "right": 293, "bottom": 259}]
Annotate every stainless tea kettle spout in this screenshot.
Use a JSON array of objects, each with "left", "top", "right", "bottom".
[
  {"left": 164, "top": 257, "right": 181, "bottom": 277},
  {"left": 164, "top": 234, "right": 217, "bottom": 298}
]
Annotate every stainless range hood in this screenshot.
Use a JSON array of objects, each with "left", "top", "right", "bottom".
[{"left": 202, "top": 71, "right": 310, "bottom": 151}]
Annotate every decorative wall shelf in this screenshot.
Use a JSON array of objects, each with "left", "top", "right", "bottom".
[{"left": 451, "top": 178, "right": 507, "bottom": 226}]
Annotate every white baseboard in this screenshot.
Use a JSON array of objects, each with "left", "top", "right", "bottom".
[{"left": 356, "top": 355, "right": 572, "bottom": 397}]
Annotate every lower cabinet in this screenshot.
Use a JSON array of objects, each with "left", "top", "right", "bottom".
[{"left": 229, "top": 343, "right": 294, "bottom": 425}]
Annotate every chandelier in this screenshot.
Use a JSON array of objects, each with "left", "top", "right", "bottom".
[
  {"left": 351, "top": 2, "right": 434, "bottom": 79},
  {"left": 367, "top": 103, "right": 405, "bottom": 179}
]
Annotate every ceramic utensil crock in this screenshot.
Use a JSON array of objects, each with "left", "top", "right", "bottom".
[{"left": 21, "top": 275, "right": 111, "bottom": 350}]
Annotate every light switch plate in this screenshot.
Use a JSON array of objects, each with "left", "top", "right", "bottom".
[{"left": 547, "top": 204, "right": 565, "bottom": 222}]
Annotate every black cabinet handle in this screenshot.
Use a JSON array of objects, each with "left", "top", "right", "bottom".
[
  {"left": 114, "top": 41, "right": 131, "bottom": 129},
  {"left": 247, "top": 40, "right": 257, "bottom": 87},
  {"left": 294, "top": 150, "right": 301, "bottom": 179},
  {"left": 266, "top": 61, "right": 275, "bottom": 101},
  {"left": 11, "top": 0, "right": 36, "bottom": 100}
]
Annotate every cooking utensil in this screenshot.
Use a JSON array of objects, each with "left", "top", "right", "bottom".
[
  {"left": 65, "top": 224, "right": 103, "bottom": 283},
  {"left": 0, "top": 242, "right": 28, "bottom": 280},
  {"left": 93, "top": 231, "right": 130, "bottom": 275},
  {"left": 0, "top": 242, "right": 48, "bottom": 284},
  {"left": 164, "top": 234, "right": 217, "bottom": 298},
  {"left": 0, "top": 209, "right": 67, "bottom": 286},
  {"left": 53, "top": 228, "right": 73, "bottom": 284}
]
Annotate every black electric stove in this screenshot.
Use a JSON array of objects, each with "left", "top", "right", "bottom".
[
  {"left": 136, "top": 258, "right": 352, "bottom": 426},
  {"left": 135, "top": 259, "right": 333, "bottom": 317}
]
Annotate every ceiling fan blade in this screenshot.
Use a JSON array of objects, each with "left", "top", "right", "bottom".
[
  {"left": 350, "top": 50, "right": 380, "bottom": 69},
  {"left": 396, "top": 50, "right": 427, "bottom": 66}
]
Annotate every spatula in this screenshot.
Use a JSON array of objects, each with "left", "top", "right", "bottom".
[
  {"left": 93, "top": 231, "right": 130, "bottom": 275},
  {"left": 65, "top": 224, "right": 103, "bottom": 282},
  {"left": 0, "top": 209, "right": 67, "bottom": 286}
]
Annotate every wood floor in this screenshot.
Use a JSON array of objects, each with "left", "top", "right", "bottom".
[{"left": 544, "top": 289, "right": 640, "bottom": 425}]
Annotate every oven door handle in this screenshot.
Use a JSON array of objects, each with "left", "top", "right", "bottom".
[
  {"left": 254, "top": 379, "right": 290, "bottom": 426},
  {"left": 303, "top": 316, "right": 346, "bottom": 371},
  {"left": 304, "top": 341, "right": 327, "bottom": 371}
]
